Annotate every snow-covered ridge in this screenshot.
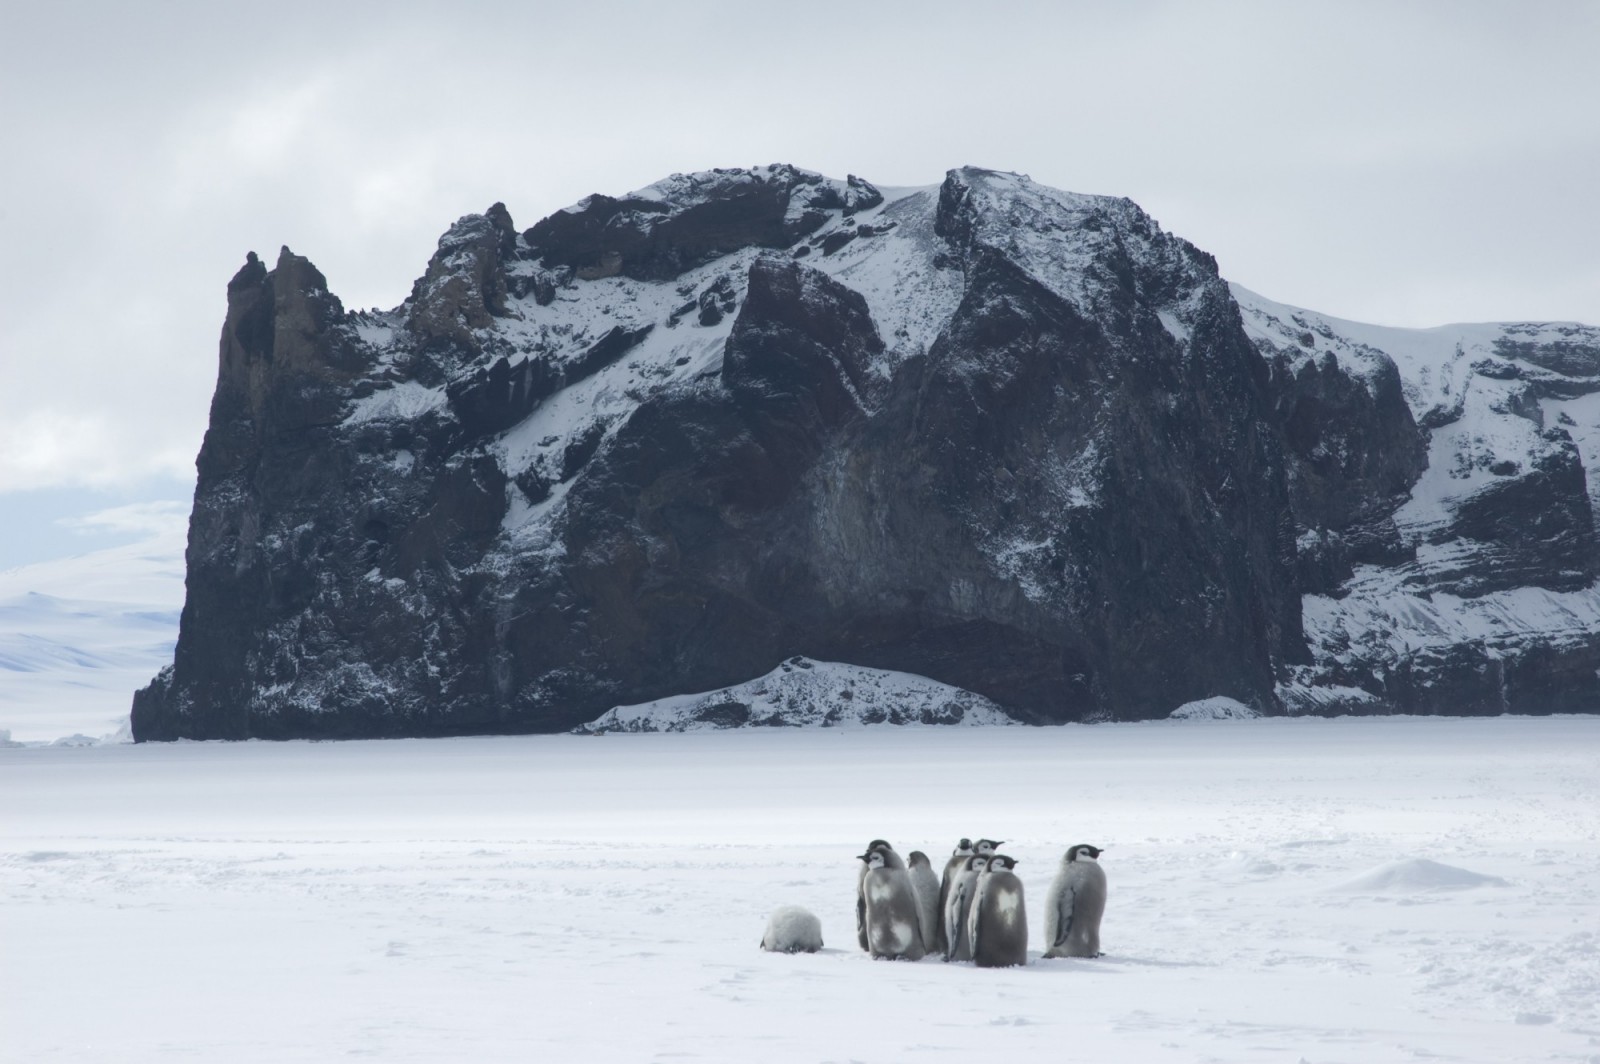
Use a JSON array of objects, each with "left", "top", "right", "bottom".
[
  {"left": 950, "top": 168, "right": 1221, "bottom": 341},
  {"left": 1235, "top": 283, "right": 1600, "bottom": 540},
  {"left": 575, "top": 657, "right": 1018, "bottom": 733}
]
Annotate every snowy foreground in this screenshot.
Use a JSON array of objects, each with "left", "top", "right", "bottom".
[{"left": 4, "top": 718, "right": 1600, "bottom": 1063}]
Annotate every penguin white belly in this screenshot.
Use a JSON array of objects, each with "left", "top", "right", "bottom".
[
  {"left": 864, "top": 868, "right": 926, "bottom": 960},
  {"left": 969, "top": 872, "right": 1028, "bottom": 968}
]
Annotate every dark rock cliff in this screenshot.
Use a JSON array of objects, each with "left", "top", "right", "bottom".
[{"left": 132, "top": 166, "right": 1600, "bottom": 738}]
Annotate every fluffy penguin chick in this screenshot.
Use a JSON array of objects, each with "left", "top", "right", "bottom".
[
  {"left": 858, "top": 850, "right": 926, "bottom": 961},
  {"left": 856, "top": 840, "right": 904, "bottom": 952},
  {"left": 1044, "top": 844, "right": 1107, "bottom": 958},
  {"left": 905, "top": 851, "right": 942, "bottom": 956},
  {"left": 760, "top": 905, "right": 823, "bottom": 954},
  {"left": 936, "top": 839, "right": 975, "bottom": 955},
  {"left": 943, "top": 855, "right": 989, "bottom": 962},
  {"left": 968, "top": 854, "right": 1028, "bottom": 968}
]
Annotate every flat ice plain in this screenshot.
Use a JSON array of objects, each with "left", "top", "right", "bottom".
[{"left": 4, "top": 717, "right": 1599, "bottom": 1063}]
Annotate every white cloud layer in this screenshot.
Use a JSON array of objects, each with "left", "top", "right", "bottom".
[{"left": 2, "top": 0, "right": 1597, "bottom": 495}]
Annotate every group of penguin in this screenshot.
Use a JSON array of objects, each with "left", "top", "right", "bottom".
[{"left": 760, "top": 837, "right": 1107, "bottom": 967}]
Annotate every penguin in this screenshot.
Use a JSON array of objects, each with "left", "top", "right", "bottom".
[
  {"left": 968, "top": 854, "right": 1028, "bottom": 968},
  {"left": 1043, "top": 844, "right": 1107, "bottom": 959},
  {"left": 973, "top": 838, "right": 1005, "bottom": 857},
  {"left": 858, "top": 849, "right": 927, "bottom": 960},
  {"left": 936, "top": 838, "right": 975, "bottom": 954},
  {"left": 905, "top": 851, "right": 942, "bottom": 956},
  {"left": 942, "top": 854, "right": 990, "bottom": 962},
  {"left": 856, "top": 840, "right": 905, "bottom": 952},
  {"left": 760, "top": 904, "right": 823, "bottom": 954}
]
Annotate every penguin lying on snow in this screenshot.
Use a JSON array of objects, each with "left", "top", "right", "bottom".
[
  {"left": 858, "top": 849, "right": 927, "bottom": 960},
  {"left": 1044, "top": 844, "right": 1107, "bottom": 958},
  {"left": 968, "top": 854, "right": 1028, "bottom": 968},
  {"left": 760, "top": 905, "right": 823, "bottom": 953}
]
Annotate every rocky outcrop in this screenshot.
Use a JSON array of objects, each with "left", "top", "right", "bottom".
[
  {"left": 1235, "top": 289, "right": 1600, "bottom": 717},
  {"left": 133, "top": 166, "right": 1600, "bottom": 740}
]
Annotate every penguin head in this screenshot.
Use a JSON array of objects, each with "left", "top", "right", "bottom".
[
  {"left": 954, "top": 838, "right": 973, "bottom": 855},
  {"left": 987, "top": 855, "right": 1018, "bottom": 872},
  {"left": 908, "top": 850, "right": 930, "bottom": 869},
  {"left": 1066, "top": 844, "right": 1103, "bottom": 863},
  {"left": 858, "top": 851, "right": 887, "bottom": 869},
  {"left": 966, "top": 855, "right": 991, "bottom": 872},
  {"left": 866, "top": 838, "right": 892, "bottom": 852},
  {"left": 974, "top": 839, "right": 1005, "bottom": 855}
]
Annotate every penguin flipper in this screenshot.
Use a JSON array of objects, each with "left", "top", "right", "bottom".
[
  {"left": 1051, "top": 882, "right": 1076, "bottom": 950},
  {"left": 856, "top": 892, "right": 869, "bottom": 952},
  {"left": 967, "top": 884, "right": 984, "bottom": 959},
  {"left": 943, "top": 878, "right": 970, "bottom": 961}
]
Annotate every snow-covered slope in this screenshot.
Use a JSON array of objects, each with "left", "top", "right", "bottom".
[
  {"left": 0, "top": 504, "right": 185, "bottom": 743},
  {"left": 577, "top": 656, "right": 1017, "bottom": 732}
]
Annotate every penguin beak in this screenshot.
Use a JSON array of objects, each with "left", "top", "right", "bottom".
[{"left": 856, "top": 853, "right": 871, "bottom": 862}]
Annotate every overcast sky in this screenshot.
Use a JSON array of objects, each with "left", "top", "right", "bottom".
[{"left": 2, "top": 1, "right": 1597, "bottom": 566}]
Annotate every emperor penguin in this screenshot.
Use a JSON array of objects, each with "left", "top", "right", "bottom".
[
  {"left": 936, "top": 839, "right": 976, "bottom": 954},
  {"left": 1043, "top": 844, "right": 1107, "bottom": 959},
  {"left": 857, "top": 849, "right": 927, "bottom": 960},
  {"left": 760, "top": 905, "right": 823, "bottom": 953},
  {"left": 968, "top": 854, "right": 1028, "bottom": 968},
  {"left": 905, "top": 851, "right": 942, "bottom": 955},
  {"left": 856, "top": 840, "right": 905, "bottom": 952},
  {"left": 942, "top": 854, "right": 990, "bottom": 962}
]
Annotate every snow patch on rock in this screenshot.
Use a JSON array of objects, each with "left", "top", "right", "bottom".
[
  {"left": 575, "top": 657, "right": 1018, "bottom": 733},
  {"left": 1169, "top": 696, "right": 1261, "bottom": 720}
]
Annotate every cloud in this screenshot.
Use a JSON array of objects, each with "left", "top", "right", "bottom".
[
  {"left": 58, "top": 500, "right": 190, "bottom": 539},
  {"left": 1, "top": 1, "right": 1597, "bottom": 499}
]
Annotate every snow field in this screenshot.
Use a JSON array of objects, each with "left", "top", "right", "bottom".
[{"left": 4, "top": 716, "right": 1600, "bottom": 1062}]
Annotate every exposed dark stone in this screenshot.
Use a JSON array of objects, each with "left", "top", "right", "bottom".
[
  {"left": 1494, "top": 336, "right": 1600, "bottom": 377},
  {"left": 1422, "top": 429, "right": 1596, "bottom": 595},
  {"left": 567, "top": 324, "right": 653, "bottom": 383},
  {"left": 819, "top": 230, "right": 857, "bottom": 256},
  {"left": 523, "top": 166, "right": 873, "bottom": 282},
  {"left": 696, "top": 276, "right": 736, "bottom": 327}
]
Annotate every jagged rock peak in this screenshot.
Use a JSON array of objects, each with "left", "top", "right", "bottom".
[
  {"left": 936, "top": 167, "right": 1225, "bottom": 338},
  {"left": 523, "top": 163, "right": 883, "bottom": 283}
]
